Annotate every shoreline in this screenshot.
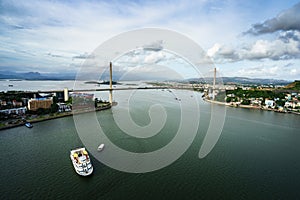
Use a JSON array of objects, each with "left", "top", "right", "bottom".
[
  {"left": 0, "top": 104, "right": 112, "bottom": 131},
  {"left": 204, "top": 99, "right": 300, "bottom": 115}
]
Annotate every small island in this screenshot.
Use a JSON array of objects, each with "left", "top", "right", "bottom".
[{"left": 84, "top": 80, "right": 119, "bottom": 85}]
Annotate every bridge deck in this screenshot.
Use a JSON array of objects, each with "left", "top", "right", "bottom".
[{"left": 21, "top": 86, "right": 195, "bottom": 94}]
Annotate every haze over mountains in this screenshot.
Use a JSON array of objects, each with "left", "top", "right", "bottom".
[
  {"left": 187, "top": 77, "right": 292, "bottom": 85},
  {"left": 0, "top": 71, "right": 292, "bottom": 85},
  {"left": 0, "top": 71, "right": 76, "bottom": 80}
]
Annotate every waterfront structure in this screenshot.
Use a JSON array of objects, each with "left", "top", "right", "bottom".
[
  {"left": 251, "top": 98, "right": 262, "bottom": 106},
  {"left": 57, "top": 103, "right": 71, "bottom": 112},
  {"left": 64, "top": 88, "right": 69, "bottom": 102},
  {"left": 28, "top": 98, "right": 53, "bottom": 111},
  {"left": 12, "top": 100, "right": 23, "bottom": 107},
  {"left": 0, "top": 107, "right": 27, "bottom": 115},
  {"left": 71, "top": 93, "right": 94, "bottom": 110},
  {"left": 285, "top": 101, "right": 300, "bottom": 109},
  {"left": 265, "top": 99, "right": 275, "bottom": 108}
]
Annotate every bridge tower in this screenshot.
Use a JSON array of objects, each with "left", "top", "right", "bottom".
[
  {"left": 109, "top": 62, "right": 113, "bottom": 104},
  {"left": 213, "top": 67, "right": 216, "bottom": 100}
]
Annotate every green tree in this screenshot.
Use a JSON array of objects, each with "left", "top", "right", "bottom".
[
  {"left": 226, "top": 97, "right": 233, "bottom": 103},
  {"left": 36, "top": 108, "right": 49, "bottom": 115},
  {"left": 50, "top": 103, "right": 58, "bottom": 113},
  {"left": 241, "top": 99, "right": 251, "bottom": 105},
  {"left": 276, "top": 100, "right": 285, "bottom": 107},
  {"left": 94, "top": 98, "right": 98, "bottom": 108}
]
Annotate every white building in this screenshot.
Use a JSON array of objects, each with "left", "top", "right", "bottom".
[
  {"left": 251, "top": 99, "right": 262, "bottom": 106},
  {"left": 265, "top": 99, "right": 274, "bottom": 107},
  {"left": 284, "top": 102, "right": 293, "bottom": 108},
  {"left": 57, "top": 103, "right": 71, "bottom": 112}
]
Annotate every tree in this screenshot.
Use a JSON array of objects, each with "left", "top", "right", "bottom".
[
  {"left": 226, "top": 97, "right": 233, "bottom": 103},
  {"left": 241, "top": 99, "right": 251, "bottom": 105},
  {"left": 94, "top": 98, "right": 98, "bottom": 108},
  {"left": 50, "top": 103, "right": 58, "bottom": 113},
  {"left": 276, "top": 100, "right": 285, "bottom": 107},
  {"left": 36, "top": 108, "right": 48, "bottom": 115}
]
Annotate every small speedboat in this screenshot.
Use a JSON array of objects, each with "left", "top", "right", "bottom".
[
  {"left": 97, "top": 144, "right": 105, "bottom": 151},
  {"left": 25, "top": 122, "right": 33, "bottom": 128},
  {"left": 70, "top": 147, "right": 93, "bottom": 176}
]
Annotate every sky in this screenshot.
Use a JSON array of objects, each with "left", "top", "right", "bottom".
[{"left": 0, "top": 0, "right": 300, "bottom": 81}]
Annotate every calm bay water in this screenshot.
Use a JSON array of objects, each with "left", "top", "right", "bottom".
[
  {"left": 0, "top": 80, "right": 143, "bottom": 92},
  {"left": 0, "top": 82, "right": 300, "bottom": 199}
]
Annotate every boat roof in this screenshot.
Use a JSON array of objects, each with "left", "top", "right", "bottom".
[{"left": 70, "top": 147, "right": 86, "bottom": 154}]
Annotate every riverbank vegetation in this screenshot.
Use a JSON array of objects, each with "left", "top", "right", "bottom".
[{"left": 210, "top": 86, "right": 300, "bottom": 114}]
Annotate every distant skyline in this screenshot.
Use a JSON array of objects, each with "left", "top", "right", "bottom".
[{"left": 0, "top": 0, "right": 300, "bottom": 81}]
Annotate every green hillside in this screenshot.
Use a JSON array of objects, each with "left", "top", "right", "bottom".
[{"left": 284, "top": 80, "right": 300, "bottom": 90}]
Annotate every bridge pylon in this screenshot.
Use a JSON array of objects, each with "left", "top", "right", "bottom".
[{"left": 109, "top": 62, "right": 113, "bottom": 104}]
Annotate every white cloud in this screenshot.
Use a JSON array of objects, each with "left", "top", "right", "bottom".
[
  {"left": 1, "top": 0, "right": 299, "bottom": 80},
  {"left": 234, "top": 63, "right": 300, "bottom": 80},
  {"left": 0, "top": 0, "right": 249, "bottom": 70},
  {"left": 143, "top": 40, "right": 164, "bottom": 51},
  {"left": 245, "top": 2, "right": 300, "bottom": 35},
  {"left": 290, "top": 68, "right": 297, "bottom": 75},
  {"left": 207, "top": 43, "right": 221, "bottom": 57},
  {"left": 209, "top": 30, "right": 300, "bottom": 62},
  {"left": 144, "top": 51, "right": 166, "bottom": 64}
]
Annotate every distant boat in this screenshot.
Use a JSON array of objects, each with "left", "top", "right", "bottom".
[
  {"left": 8, "top": 84, "right": 13, "bottom": 87},
  {"left": 70, "top": 147, "right": 93, "bottom": 176},
  {"left": 97, "top": 144, "right": 105, "bottom": 151},
  {"left": 25, "top": 122, "right": 33, "bottom": 128}
]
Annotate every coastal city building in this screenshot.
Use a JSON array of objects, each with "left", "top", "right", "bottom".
[
  {"left": 64, "top": 88, "right": 69, "bottom": 102},
  {"left": 12, "top": 100, "right": 23, "bottom": 107},
  {"left": 265, "top": 99, "right": 275, "bottom": 108},
  {"left": 27, "top": 98, "right": 53, "bottom": 111},
  {"left": 57, "top": 102, "right": 71, "bottom": 112},
  {"left": 0, "top": 107, "right": 27, "bottom": 115},
  {"left": 0, "top": 100, "right": 7, "bottom": 106},
  {"left": 251, "top": 98, "right": 262, "bottom": 106}
]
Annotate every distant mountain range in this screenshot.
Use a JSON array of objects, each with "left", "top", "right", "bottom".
[
  {"left": 187, "top": 77, "right": 292, "bottom": 85},
  {"left": 0, "top": 71, "right": 75, "bottom": 80},
  {"left": 0, "top": 71, "right": 293, "bottom": 85}
]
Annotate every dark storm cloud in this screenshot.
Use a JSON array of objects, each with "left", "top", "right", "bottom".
[{"left": 245, "top": 2, "right": 300, "bottom": 35}]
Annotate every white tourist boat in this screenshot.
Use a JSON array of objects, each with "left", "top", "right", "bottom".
[
  {"left": 70, "top": 147, "right": 93, "bottom": 176},
  {"left": 97, "top": 143, "right": 105, "bottom": 151}
]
